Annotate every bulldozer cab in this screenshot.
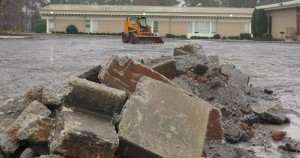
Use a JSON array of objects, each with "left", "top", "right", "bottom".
[
  {"left": 122, "top": 16, "right": 164, "bottom": 44},
  {"left": 130, "top": 17, "right": 148, "bottom": 32}
]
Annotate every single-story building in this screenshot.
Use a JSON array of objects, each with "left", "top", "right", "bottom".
[
  {"left": 40, "top": 5, "right": 253, "bottom": 38},
  {"left": 256, "top": 0, "right": 300, "bottom": 41}
]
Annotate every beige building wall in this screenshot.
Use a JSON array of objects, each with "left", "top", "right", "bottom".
[
  {"left": 99, "top": 20, "right": 123, "bottom": 33},
  {"left": 170, "top": 21, "right": 188, "bottom": 36},
  {"left": 269, "top": 8, "right": 297, "bottom": 39},
  {"left": 46, "top": 16, "right": 251, "bottom": 38},
  {"left": 217, "top": 21, "right": 245, "bottom": 37},
  {"left": 157, "top": 21, "right": 170, "bottom": 36},
  {"left": 55, "top": 19, "right": 85, "bottom": 32}
]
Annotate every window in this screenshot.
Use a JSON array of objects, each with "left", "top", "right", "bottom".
[
  {"left": 188, "top": 21, "right": 193, "bottom": 33},
  {"left": 85, "top": 20, "right": 90, "bottom": 33},
  {"left": 211, "top": 22, "right": 217, "bottom": 34},
  {"left": 92, "top": 20, "right": 98, "bottom": 33},
  {"left": 49, "top": 19, "right": 54, "bottom": 32},
  {"left": 130, "top": 18, "right": 137, "bottom": 25},
  {"left": 194, "top": 21, "right": 210, "bottom": 33},
  {"left": 244, "top": 22, "right": 250, "bottom": 33},
  {"left": 153, "top": 21, "right": 158, "bottom": 33}
]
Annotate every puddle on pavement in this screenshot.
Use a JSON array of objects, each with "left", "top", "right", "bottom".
[
  {"left": 264, "top": 114, "right": 300, "bottom": 142},
  {"left": 238, "top": 141, "right": 300, "bottom": 158}
]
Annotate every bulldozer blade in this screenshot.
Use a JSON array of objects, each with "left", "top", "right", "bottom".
[{"left": 136, "top": 36, "right": 164, "bottom": 44}]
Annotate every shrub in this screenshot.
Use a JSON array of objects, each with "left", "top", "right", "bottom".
[
  {"left": 55, "top": 31, "right": 65, "bottom": 34},
  {"left": 228, "top": 36, "right": 240, "bottom": 40},
  {"left": 66, "top": 25, "right": 78, "bottom": 34},
  {"left": 212, "top": 34, "right": 221, "bottom": 39},
  {"left": 34, "top": 23, "right": 46, "bottom": 33},
  {"left": 240, "top": 33, "right": 252, "bottom": 40},
  {"left": 222, "top": 36, "right": 227, "bottom": 40},
  {"left": 252, "top": 9, "right": 268, "bottom": 38},
  {"left": 166, "top": 34, "right": 175, "bottom": 38},
  {"left": 180, "top": 35, "right": 187, "bottom": 39},
  {"left": 262, "top": 33, "right": 272, "bottom": 40},
  {"left": 191, "top": 36, "right": 209, "bottom": 39}
]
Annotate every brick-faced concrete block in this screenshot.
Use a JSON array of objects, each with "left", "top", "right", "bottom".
[
  {"left": 118, "top": 77, "right": 212, "bottom": 158},
  {"left": 16, "top": 114, "right": 55, "bottom": 143},
  {"left": 206, "top": 108, "right": 224, "bottom": 141},
  {"left": 99, "top": 56, "right": 172, "bottom": 95},
  {"left": 0, "top": 101, "right": 51, "bottom": 154},
  {"left": 49, "top": 108, "right": 119, "bottom": 158},
  {"left": 143, "top": 56, "right": 176, "bottom": 80},
  {"left": 65, "top": 77, "right": 127, "bottom": 116}
]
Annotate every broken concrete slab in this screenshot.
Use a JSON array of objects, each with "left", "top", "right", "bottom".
[
  {"left": 0, "top": 100, "right": 51, "bottom": 154},
  {"left": 42, "top": 85, "right": 69, "bottom": 109},
  {"left": 206, "top": 108, "right": 224, "bottom": 141},
  {"left": 49, "top": 108, "right": 119, "bottom": 158},
  {"left": 24, "top": 88, "right": 43, "bottom": 105},
  {"left": 252, "top": 99, "right": 286, "bottom": 124},
  {"left": 174, "top": 53, "right": 207, "bottom": 74},
  {"left": 221, "top": 63, "right": 250, "bottom": 87},
  {"left": 16, "top": 114, "right": 55, "bottom": 143},
  {"left": 173, "top": 44, "right": 208, "bottom": 74},
  {"left": 173, "top": 43, "right": 204, "bottom": 56},
  {"left": 65, "top": 77, "right": 127, "bottom": 116},
  {"left": 143, "top": 56, "right": 176, "bottom": 80},
  {"left": 118, "top": 77, "right": 212, "bottom": 158},
  {"left": 98, "top": 55, "right": 172, "bottom": 95}
]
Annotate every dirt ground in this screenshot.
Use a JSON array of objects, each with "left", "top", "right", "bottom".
[{"left": 0, "top": 34, "right": 300, "bottom": 156}]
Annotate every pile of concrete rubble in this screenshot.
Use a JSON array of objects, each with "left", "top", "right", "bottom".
[{"left": 0, "top": 44, "right": 298, "bottom": 158}]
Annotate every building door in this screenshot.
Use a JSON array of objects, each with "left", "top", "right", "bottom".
[{"left": 297, "top": 8, "right": 300, "bottom": 35}]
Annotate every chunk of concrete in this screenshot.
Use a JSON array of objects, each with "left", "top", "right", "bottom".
[
  {"left": 65, "top": 77, "right": 127, "bottom": 116},
  {"left": 99, "top": 56, "right": 172, "bottom": 95},
  {"left": 42, "top": 85, "right": 69, "bottom": 109},
  {"left": 118, "top": 77, "right": 212, "bottom": 158},
  {"left": 143, "top": 56, "right": 176, "bottom": 80},
  {"left": 174, "top": 44, "right": 207, "bottom": 73},
  {"left": 252, "top": 99, "right": 286, "bottom": 124},
  {"left": 173, "top": 44, "right": 204, "bottom": 56},
  {"left": 206, "top": 108, "right": 224, "bottom": 141},
  {"left": 24, "top": 88, "right": 43, "bottom": 104},
  {"left": 0, "top": 101, "right": 51, "bottom": 154},
  {"left": 16, "top": 114, "right": 55, "bottom": 143},
  {"left": 221, "top": 63, "right": 249, "bottom": 87},
  {"left": 49, "top": 108, "right": 119, "bottom": 158}
]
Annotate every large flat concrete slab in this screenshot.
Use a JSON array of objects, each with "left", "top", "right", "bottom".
[{"left": 118, "top": 77, "right": 212, "bottom": 158}]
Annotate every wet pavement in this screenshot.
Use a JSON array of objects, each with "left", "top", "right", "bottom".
[{"left": 0, "top": 34, "right": 299, "bottom": 140}]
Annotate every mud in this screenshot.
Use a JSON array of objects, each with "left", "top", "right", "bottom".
[{"left": 0, "top": 34, "right": 300, "bottom": 157}]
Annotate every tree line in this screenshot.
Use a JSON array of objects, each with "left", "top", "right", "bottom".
[{"left": 0, "top": 0, "right": 291, "bottom": 32}]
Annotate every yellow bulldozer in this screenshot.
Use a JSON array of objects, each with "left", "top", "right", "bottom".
[{"left": 122, "top": 17, "right": 164, "bottom": 44}]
